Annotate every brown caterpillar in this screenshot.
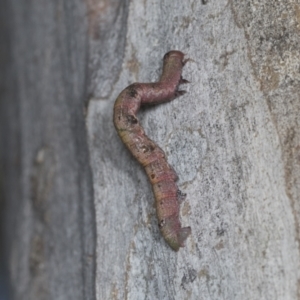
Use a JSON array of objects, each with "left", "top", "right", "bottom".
[{"left": 113, "top": 51, "right": 191, "bottom": 251}]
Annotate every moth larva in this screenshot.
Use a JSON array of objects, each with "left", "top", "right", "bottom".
[{"left": 113, "top": 51, "right": 191, "bottom": 251}]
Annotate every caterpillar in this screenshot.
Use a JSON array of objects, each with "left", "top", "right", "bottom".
[{"left": 113, "top": 51, "right": 191, "bottom": 251}]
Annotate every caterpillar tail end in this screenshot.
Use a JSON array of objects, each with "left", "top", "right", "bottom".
[
  {"left": 161, "top": 221, "right": 191, "bottom": 251},
  {"left": 167, "top": 227, "right": 191, "bottom": 251}
]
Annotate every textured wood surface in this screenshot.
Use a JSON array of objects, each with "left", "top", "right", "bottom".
[
  {"left": 0, "top": 0, "right": 96, "bottom": 299},
  {"left": 1, "top": 0, "right": 300, "bottom": 299}
]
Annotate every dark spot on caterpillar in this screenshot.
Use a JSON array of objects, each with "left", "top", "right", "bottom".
[
  {"left": 127, "top": 115, "right": 138, "bottom": 124},
  {"left": 141, "top": 145, "right": 150, "bottom": 153},
  {"left": 163, "top": 53, "right": 169, "bottom": 60},
  {"left": 149, "top": 144, "right": 155, "bottom": 151},
  {"left": 113, "top": 51, "right": 191, "bottom": 251},
  {"left": 127, "top": 84, "right": 138, "bottom": 98},
  {"left": 158, "top": 219, "right": 166, "bottom": 228},
  {"left": 163, "top": 52, "right": 172, "bottom": 60},
  {"left": 141, "top": 143, "right": 155, "bottom": 153},
  {"left": 141, "top": 145, "right": 148, "bottom": 153}
]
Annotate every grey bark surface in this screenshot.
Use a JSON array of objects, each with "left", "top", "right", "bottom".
[
  {"left": 1, "top": 0, "right": 300, "bottom": 300},
  {"left": 0, "top": 0, "right": 96, "bottom": 299}
]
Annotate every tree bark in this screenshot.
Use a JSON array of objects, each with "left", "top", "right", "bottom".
[
  {"left": 0, "top": 0, "right": 95, "bottom": 299},
  {"left": 1, "top": 0, "right": 300, "bottom": 299}
]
